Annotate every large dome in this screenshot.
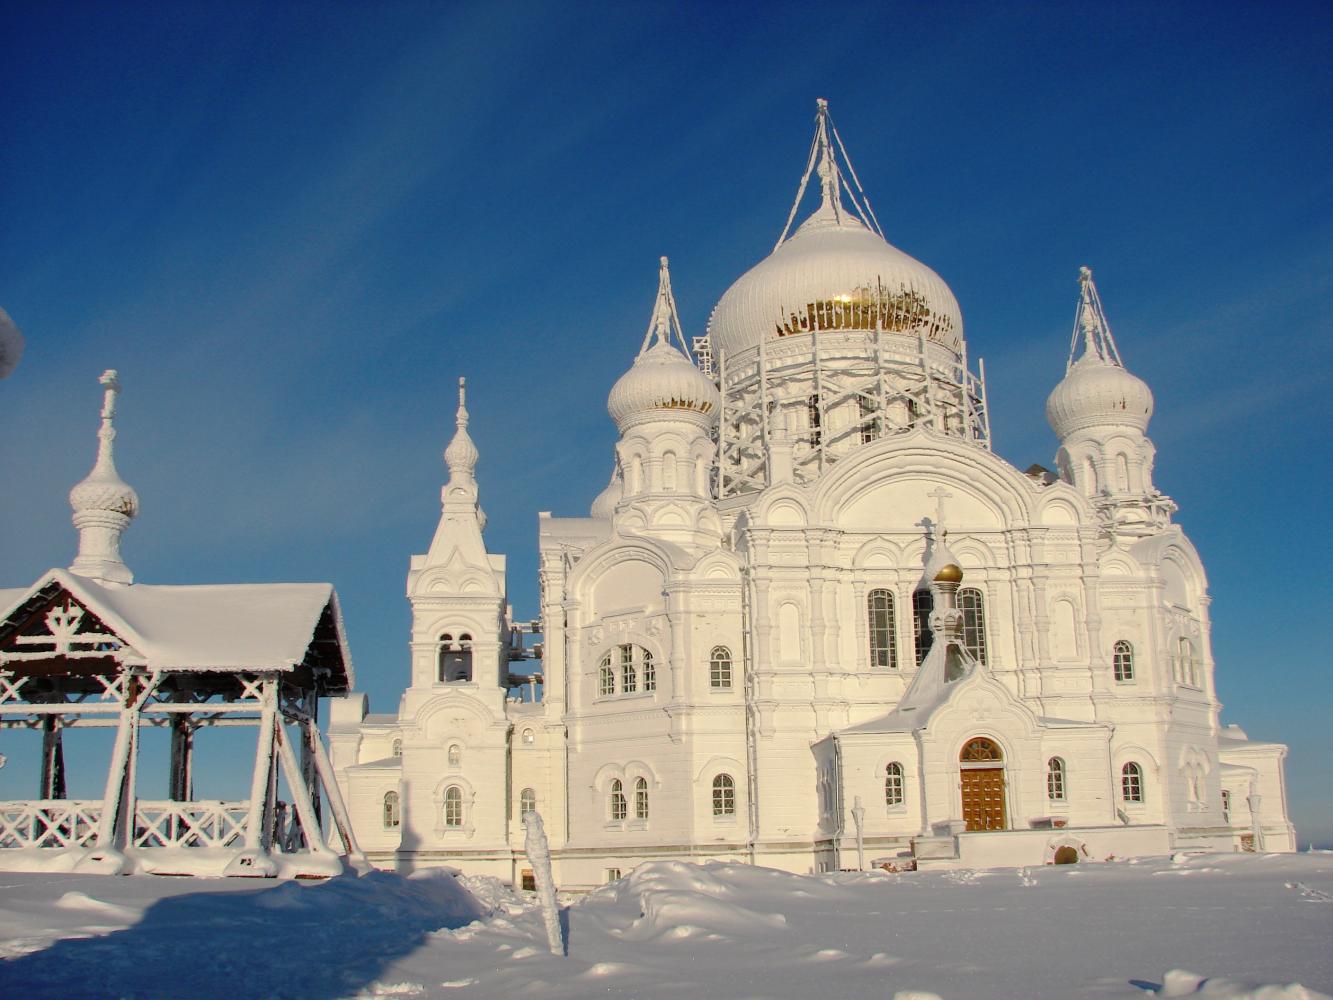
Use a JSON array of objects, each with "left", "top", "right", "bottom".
[{"left": 706, "top": 204, "right": 964, "bottom": 361}]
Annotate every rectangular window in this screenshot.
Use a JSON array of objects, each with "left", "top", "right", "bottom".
[{"left": 867, "top": 590, "right": 897, "bottom": 669}]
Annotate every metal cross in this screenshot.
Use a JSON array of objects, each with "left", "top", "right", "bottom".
[{"left": 927, "top": 486, "right": 953, "bottom": 538}]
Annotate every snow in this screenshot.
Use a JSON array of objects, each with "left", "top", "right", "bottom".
[
  {"left": 6, "top": 569, "right": 351, "bottom": 683},
  {"left": 0, "top": 852, "right": 1329, "bottom": 998}
]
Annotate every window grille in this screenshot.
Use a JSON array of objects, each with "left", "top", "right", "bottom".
[
  {"left": 447, "top": 744, "right": 461, "bottom": 767},
  {"left": 634, "top": 777, "right": 649, "bottom": 820},
  {"left": 1121, "top": 762, "right": 1143, "bottom": 803},
  {"left": 391, "top": 739, "right": 402, "bottom": 758},
  {"left": 912, "top": 590, "right": 933, "bottom": 666},
  {"left": 519, "top": 787, "right": 536, "bottom": 816},
  {"left": 610, "top": 779, "right": 627, "bottom": 821},
  {"left": 867, "top": 590, "right": 897, "bottom": 669},
  {"left": 643, "top": 649, "right": 656, "bottom": 691},
  {"left": 1221, "top": 789, "right": 1231, "bottom": 823},
  {"left": 713, "top": 774, "right": 736, "bottom": 816},
  {"left": 808, "top": 393, "right": 822, "bottom": 446},
  {"left": 958, "top": 588, "right": 987, "bottom": 664},
  {"left": 710, "top": 646, "right": 733, "bottom": 688},
  {"left": 599, "top": 654, "right": 615, "bottom": 696},
  {"left": 383, "top": 791, "right": 400, "bottom": 829},
  {"left": 621, "top": 643, "right": 637, "bottom": 693},
  {"left": 1113, "top": 640, "right": 1134, "bottom": 682},
  {"left": 1047, "top": 758, "right": 1066, "bottom": 801},
  {"left": 884, "top": 762, "right": 904, "bottom": 806},
  {"left": 1174, "top": 637, "right": 1200, "bottom": 687},
  {"left": 858, "top": 394, "right": 879, "bottom": 444},
  {"left": 443, "top": 786, "right": 463, "bottom": 827}
]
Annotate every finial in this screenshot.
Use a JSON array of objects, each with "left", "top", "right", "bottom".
[
  {"left": 638, "top": 255, "right": 690, "bottom": 356},
  {"left": 774, "top": 99, "right": 883, "bottom": 249},
  {"left": 1066, "top": 266, "right": 1125, "bottom": 371},
  {"left": 69, "top": 368, "right": 139, "bottom": 584},
  {"left": 444, "top": 374, "right": 479, "bottom": 482}
]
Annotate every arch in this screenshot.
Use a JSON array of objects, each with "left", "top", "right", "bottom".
[
  {"left": 1173, "top": 635, "right": 1201, "bottom": 687},
  {"left": 1115, "top": 453, "right": 1131, "bottom": 492},
  {"left": 777, "top": 602, "right": 802, "bottom": 663},
  {"left": 709, "top": 645, "right": 733, "bottom": 688},
  {"left": 884, "top": 762, "right": 905, "bottom": 806},
  {"left": 1083, "top": 457, "right": 1098, "bottom": 494},
  {"left": 1053, "top": 845, "right": 1079, "bottom": 865},
  {"left": 634, "top": 776, "right": 650, "bottom": 820},
  {"left": 866, "top": 589, "right": 898, "bottom": 669},
  {"left": 959, "top": 736, "right": 1007, "bottom": 831},
  {"left": 519, "top": 787, "right": 536, "bottom": 817},
  {"left": 1121, "top": 761, "right": 1144, "bottom": 803},
  {"left": 1113, "top": 640, "right": 1135, "bottom": 682},
  {"left": 912, "top": 589, "right": 933, "bottom": 666},
  {"left": 1046, "top": 757, "right": 1066, "bottom": 801},
  {"left": 661, "top": 450, "right": 678, "bottom": 492},
  {"left": 610, "top": 779, "right": 627, "bottom": 821},
  {"left": 383, "top": 790, "right": 400, "bottom": 829},
  {"left": 391, "top": 738, "right": 402, "bottom": 758},
  {"left": 1050, "top": 597, "right": 1079, "bottom": 661},
  {"left": 447, "top": 743, "right": 462, "bottom": 767},
  {"left": 438, "top": 632, "right": 473, "bottom": 683},
  {"left": 443, "top": 785, "right": 464, "bottom": 828},
  {"left": 958, "top": 587, "right": 987, "bottom": 664},
  {"left": 712, "top": 773, "right": 736, "bottom": 816},
  {"left": 1041, "top": 499, "right": 1080, "bottom": 527}
]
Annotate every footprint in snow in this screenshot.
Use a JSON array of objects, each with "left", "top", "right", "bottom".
[{"left": 1285, "top": 881, "right": 1333, "bottom": 902}]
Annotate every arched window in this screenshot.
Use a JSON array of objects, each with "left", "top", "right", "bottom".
[
  {"left": 620, "top": 644, "right": 637, "bottom": 693},
  {"left": 713, "top": 774, "right": 736, "bottom": 816},
  {"left": 662, "top": 451, "right": 677, "bottom": 491},
  {"left": 634, "top": 777, "right": 649, "bottom": 820},
  {"left": 807, "top": 393, "right": 822, "bottom": 446},
  {"left": 1121, "top": 762, "right": 1143, "bottom": 803},
  {"left": 610, "top": 779, "right": 627, "bottom": 821},
  {"left": 1221, "top": 789, "right": 1232, "bottom": 823},
  {"left": 522, "top": 728, "right": 535, "bottom": 745},
  {"left": 391, "top": 739, "right": 402, "bottom": 758},
  {"left": 1174, "top": 637, "right": 1200, "bottom": 687},
  {"left": 519, "top": 787, "right": 536, "bottom": 817},
  {"left": 600, "top": 645, "right": 656, "bottom": 698},
  {"left": 439, "top": 632, "right": 473, "bottom": 683},
  {"left": 958, "top": 588, "right": 987, "bottom": 664},
  {"left": 1113, "top": 640, "right": 1135, "bottom": 682},
  {"left": 912, "top": 590, "right": 934, "bottom": 666},
  {"left": 383, "top": 790, "right": 400, "bottom": 829},
  {"left": 1116, "top": 453, "right": 1130, "bottom": 492},
  {"left": 443, "top": 786, "right": 464, "bottom": 827},
  {"left": 1047, "top": 758, "right": 1066, "bottom": 801},
  {"left": 867, "top": 590, "right": 897, "bottom": 669},
  {"left": 960, "top": 737, "right": 1003, "bottom": 763},
  {"left": 1084, "top": 457, "right": 1098, "bottom": 494},
  {"left": 447, "top": 744, "right": 461, "bottom": 767},
  {"left": 884, "top": 762, "right": 904, "bottom": 806},
  {"left": 859, "top": 394, "right": 880, "bottom": 444},
  {"left": 710, "top": 646, "right": 733, "bottom": 689}
]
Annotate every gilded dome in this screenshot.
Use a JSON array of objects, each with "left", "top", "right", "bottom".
[
  {"left": 706, "top": 202, "right": 964, "bottom": 361},
  {"left": 934, "top": 563, "right": 964, "bottom": 583},
  {"left": 1046, "top": 356, "right": 1153, "bottom": 438}
]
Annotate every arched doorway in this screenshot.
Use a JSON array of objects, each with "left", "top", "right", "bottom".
[{"left": 959, "top": 737, "right": 1007, "bottom": 831}]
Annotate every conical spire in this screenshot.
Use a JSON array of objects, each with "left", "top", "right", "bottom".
[
  {"left": 639, "top": 256, "right": 691, "bottom": 356},
  {"left": 774, "top": 99, "right": 884, "bottom": 249},
  {"left": 69, "top": 369, "right": 139, "bottom": 584},
  {"left": 1067, "top": 266, "right": 1125, "bottom": 371},
  {"left": 443, "top": 377, "right": 479, "bottom": 482}
]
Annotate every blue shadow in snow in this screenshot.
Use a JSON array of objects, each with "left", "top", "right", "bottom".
[{"left": 0, "top": 870, "right": 486, "bottom": 999}]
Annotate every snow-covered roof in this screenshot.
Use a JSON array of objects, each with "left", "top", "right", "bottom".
[{"left": 0, "top": 569, "right": 353, "bottom": 691}]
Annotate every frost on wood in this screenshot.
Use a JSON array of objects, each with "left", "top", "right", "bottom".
[{"left": 523, "top": 809, "right": 563, "bottom": 956}]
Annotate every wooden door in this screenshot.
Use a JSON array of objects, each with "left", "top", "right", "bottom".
[{"left": 960, "top": 767, "right": 1007, "bottom": 831}]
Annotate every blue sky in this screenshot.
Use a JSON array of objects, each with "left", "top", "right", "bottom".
[{"left": 2, "top": 3, "right": 1330, "bottom": 842}]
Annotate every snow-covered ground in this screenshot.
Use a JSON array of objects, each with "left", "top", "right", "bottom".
[{"left": 0, "top": 852, "right": 1329, "bottom": 999}]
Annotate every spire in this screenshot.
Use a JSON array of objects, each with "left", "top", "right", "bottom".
[
  {"left": 1067, "top": 266, "right": 1125, "bottom": 372},
  {"left": 774, "top": 99, "right": 884, "bottom": 249},
  {"left": 69, "top": 369, "right": 139, "bottom": 584},
  {"left": 639, "top": 256, "right": 691, "bottom": 356},
  {"left": 443, "top": 376, "right": 479, "bottom": 483}
]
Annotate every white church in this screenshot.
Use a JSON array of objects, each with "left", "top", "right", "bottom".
[{"left": 328, "top": 101, "right": 1295, "bottom": 888}]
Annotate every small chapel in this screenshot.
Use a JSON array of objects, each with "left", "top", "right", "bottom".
[{"left": 328, "top": 101, "right": 1295, "bottom": 888}]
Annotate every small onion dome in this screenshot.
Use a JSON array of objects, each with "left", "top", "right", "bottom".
[
  {"left": 607, "top": 339, "right": 720, "bottom": 433},
  {"left": 934, "top": 563, "right": 964, "bottom": 583},
  {"left": 706, "top": 204, "right": 964, "bottom": 362},
  {"left": 590, "top": 471, "right": 623, "bottom": 519},
  {"left": 1045, "top": 356, "right": 1154, "bottom": 439},
  {"left": 444, "top": 378, "right": 479, "bottom": 478},
  {"left": 70, "top": 372, "right": 139, "bottom": 521}
]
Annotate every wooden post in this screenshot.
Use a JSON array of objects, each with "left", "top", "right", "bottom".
[
  {"left": 40, "top": 715, "right": 67, "bottom": 799},
  {"left": 243, "top": 676, "right": 277, "bottom": 851},
  {"left": 169, "top": 716, "right": 194, "bottom": 802},
  {"left": 307, "top": 718, "right": 367, "bottom": 867},
  {"left": 274, "top": 722, "right": 331, "bottom": 856},
  {"left": 94, "top": 673, "right": 145, "bottom": 850},
  {"left": 300, "top": 689, "right": 322, "bottom": 827}
]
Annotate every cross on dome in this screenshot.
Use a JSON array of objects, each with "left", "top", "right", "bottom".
[
  {"left": 927, "top": 486, "right": 953, "bottom": 540},
  {"left": 444, "top": 376, "right": 479, "bottom": 482},
  {"left": 1067, "top": 266, "right": 1126, "bottom": 371},
  {"left": 774, "top": 98, "right": 884, "bottom": 250},
  {"left": 639, "top": 256, "right": 692, "bottom": 357}
]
